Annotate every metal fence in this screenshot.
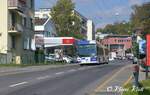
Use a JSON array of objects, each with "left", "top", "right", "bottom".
[
  {"left": 0, "top": 53, "right": 7, "bottom": 64},
  {"left": 0, "top": 53, "right": 45, "bottom": 64}
]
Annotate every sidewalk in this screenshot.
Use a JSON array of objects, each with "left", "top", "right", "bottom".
[
  {"left": 0, "top": 64, "right": 77, "bottom": 76},
  {"left": 92, "top": 64, "right": 133, "bottom": 95}
]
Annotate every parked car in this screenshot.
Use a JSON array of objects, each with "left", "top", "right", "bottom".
[
  {"left": 71, "top": 56, "right": 79, "bottom": 63},
  {"left": 63, "top": 55, "right": 73, "bottom": 63},
  {"left": 45, "top": 54, "right": 56, "bottom": 62}
]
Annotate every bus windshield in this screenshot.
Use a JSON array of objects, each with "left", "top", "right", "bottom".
[{"left": 77, "top": 44, "right": 97, "bottom": 57}]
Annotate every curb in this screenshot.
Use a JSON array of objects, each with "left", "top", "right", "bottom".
[{"left": 122, "top": 75, "right": 133, "bottom": 87}]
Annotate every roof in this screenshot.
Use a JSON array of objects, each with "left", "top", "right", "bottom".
[
  {"left": 34, "top": 18, "right": 48, "bottom": 25},
  {"left": 105, "top": 35, "right": 131, "bottom": 38},
  {"left": 73, "top": 10, "right": 88, "bottom": 21}
]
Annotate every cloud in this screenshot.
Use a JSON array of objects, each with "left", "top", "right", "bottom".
[
  {"left": 129, "top": 0, "right": 143, "bottom": 5},
  {"left": 128, "top": 0, "right": 149, "bottom": 6},
  {"left": 95, "top": 22, "right": 113, "bottom": 29},
  {"left": 36, "top": 0, "right": 144, "bottom": 29},
  {"left": 93, "top": 5, "right": 133, "bottom": 29},
  {"left": 94, "top": 6, "right": 131, "bottom": 20}
]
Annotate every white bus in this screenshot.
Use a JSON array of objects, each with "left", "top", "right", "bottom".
[{"left": 76, "top": 40, "right": 109, "bottom": 65}]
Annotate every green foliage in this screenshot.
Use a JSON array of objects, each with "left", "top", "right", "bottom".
[
  {"left": 50, "top": 0, "right": 83, "bottom": 39},
  {"left": 123, "top": 80, "right": 150, "bottom": 95},
  {"left": 96, "top": 22, "right": 132, "bottom": 35},
  {"left": 131, "top": 2, "right": 150, "bottom": 39},
  {"left": 132, "top": 42, "right": 139, "bottom": 58},
  {"left": 97, "top": 2, "right": 150, "bottom": 37}
]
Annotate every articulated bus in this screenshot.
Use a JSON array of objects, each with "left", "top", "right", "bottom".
[{"left": 76, "top": 40, "right": 109, "bottom": 65}]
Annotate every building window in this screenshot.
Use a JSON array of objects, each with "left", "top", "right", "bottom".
[
  {"left": 44, "top": 31, "right": 51, "bottom": 37},
  {"left": 30, "top": 18, "right": 33, "bottom": 29},
  {"left": 11, "top": 36, "right": 16, "bottom": 49},
  {"left": 23, "top": 37, "right": 30, "bottom": 50},
  {"left": 11, "top": 12, "right": 16, "bottom": 26},
  {"left": 30, "top": 0, "right": 34, "bottom": 9},
  {"left": 23, "top": 17, "right": 27, "bottom": 27}
]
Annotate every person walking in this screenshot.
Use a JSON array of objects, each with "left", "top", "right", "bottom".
[{"left": 132, "top": 57, "right": 139, "bottom": 87}]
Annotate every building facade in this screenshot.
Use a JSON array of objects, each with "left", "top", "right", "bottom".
[
  {"left": 100, "top": 35, "right": 132, "bottom": 57},
  {"left": 87, "top": 20, "right": 95, "bottom": 40},
  {"left": 35, "top": 8, "right": 95, "bottom": 40},
  {"left": 95, "top": 32, "right": 110, "bottom": 40},
  {"left": 34, "top": 17, "right": 57, "bottom": 48},
  {"left": 35, "top": 8, "right": 51, "bottom": 19},
  {"left": 0, "top": 0, "right": 35, "bottom": 64},
  {"left": 73, "top": 10, "right": 95, "bottom": 40}
]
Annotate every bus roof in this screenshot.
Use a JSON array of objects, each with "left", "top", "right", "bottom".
[{"left": 76, "top": 40, "right": 96, "bottom": 45}]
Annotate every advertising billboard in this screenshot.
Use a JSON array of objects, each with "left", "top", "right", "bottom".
[
  {"left": 146, "top": 35, "right": 150, "bottom": 66},
  {"left": 139, "top": 40, "right": 146, "bottom": 54}
]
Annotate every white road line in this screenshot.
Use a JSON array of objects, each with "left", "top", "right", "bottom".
[
  {"left": 68, "top": 69, "right": 76, "bottom": 72},
  {"left": 37, "top": 75, "right": 51, "bottom": 80},
  {"left": 55, "top": 72, "right": 65, "bottom": 75},
  {"left": 9, "top": 82, "right": 28, "bottom": 87},
  {"left": 78, "top": 68, "right": 86, "bottom": 70}
]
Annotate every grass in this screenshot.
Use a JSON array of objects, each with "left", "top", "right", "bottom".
[
  {"left": 0, "top": 62, "right": 68, "bottom": 67},
  {"left": 123, "top": 80, "right": 150, "bottom": 95}
]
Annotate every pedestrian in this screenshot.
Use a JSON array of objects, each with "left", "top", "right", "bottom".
[{"left": 132, "top": 57, "right": 139, "bottom": 87}]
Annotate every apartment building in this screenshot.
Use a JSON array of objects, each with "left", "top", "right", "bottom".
[
  {"left": 0, "top": 0, "right": 35, "bottom": 64},
  {"left": 35, "top": 8, "right": 95, "bottom": 40},
  {"left": 101, "top": 35, "right": 132, "bottom": 51},
  {"left": 34, "top": 17, "right": 57, "bottom": 48},
  {"left": 100, "top": 35, "right": 132, "bottom": 57},
  {"left": 87, "top": 20, "right": 95, "bottom": 40},
  {"left": 35, "top": 8, "right": 51, "bottom": 19}
]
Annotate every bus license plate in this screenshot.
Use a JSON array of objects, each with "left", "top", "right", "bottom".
[{"left": 91, "top": 58, "right": 97, "bottom": 61}]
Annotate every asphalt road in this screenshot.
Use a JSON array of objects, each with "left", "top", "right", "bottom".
[{"left": 0, "top": 60, "right": 131, "bottom": 95}]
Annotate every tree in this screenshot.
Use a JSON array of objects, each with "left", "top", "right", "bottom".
[
  {"left": 50, "top": 0, "right": 83, "bottom": 39},
  {"left": 96, "top": 22, "right": 132, "bottom": 35},
  {"left": 131, "top": 2, "right": 150, "bottom": 39}
]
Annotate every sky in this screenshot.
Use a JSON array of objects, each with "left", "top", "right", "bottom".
[{"left": 35, "top": 0, "right": 150, "bottom": 29}]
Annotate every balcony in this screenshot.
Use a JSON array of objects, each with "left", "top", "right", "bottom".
[
  {"left": 8, "top": 0, "right": 26, "bottom": 12},
  {"left": 8, "top": 24, "right": 23, "bottom": 34}
]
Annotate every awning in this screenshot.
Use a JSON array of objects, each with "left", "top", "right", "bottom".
[{"left": 44, "top": 44, "right": 61, "bottom": 48}]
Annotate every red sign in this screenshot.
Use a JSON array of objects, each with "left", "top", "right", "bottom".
[
  {"left": 146, "top": 35, "right": 150, "bottom": 66},
  {"left": 62, "top": 38, "right": 75, "bottom": 45}
]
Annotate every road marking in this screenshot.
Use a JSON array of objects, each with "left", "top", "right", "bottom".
[
  {"left": 9, "top": 81, "right": 28, "bottom": 87},
  {"left": 55, "top": 72, "right": 65, "bottom": 75},
  {"left": 78, "top": 68, "right": 86, "bottom": 70},
  {"left": 68, "top": 69, "right": 76, "bottom": 72},
  {"left": 94, "top": 67, "right": 126, "bottom": 92},
  {"left": 122, "top": 75, "right": 133, "bottom": 87},
  {"left": 37, "top": 75, "right": 51, "bottom": 80}
]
